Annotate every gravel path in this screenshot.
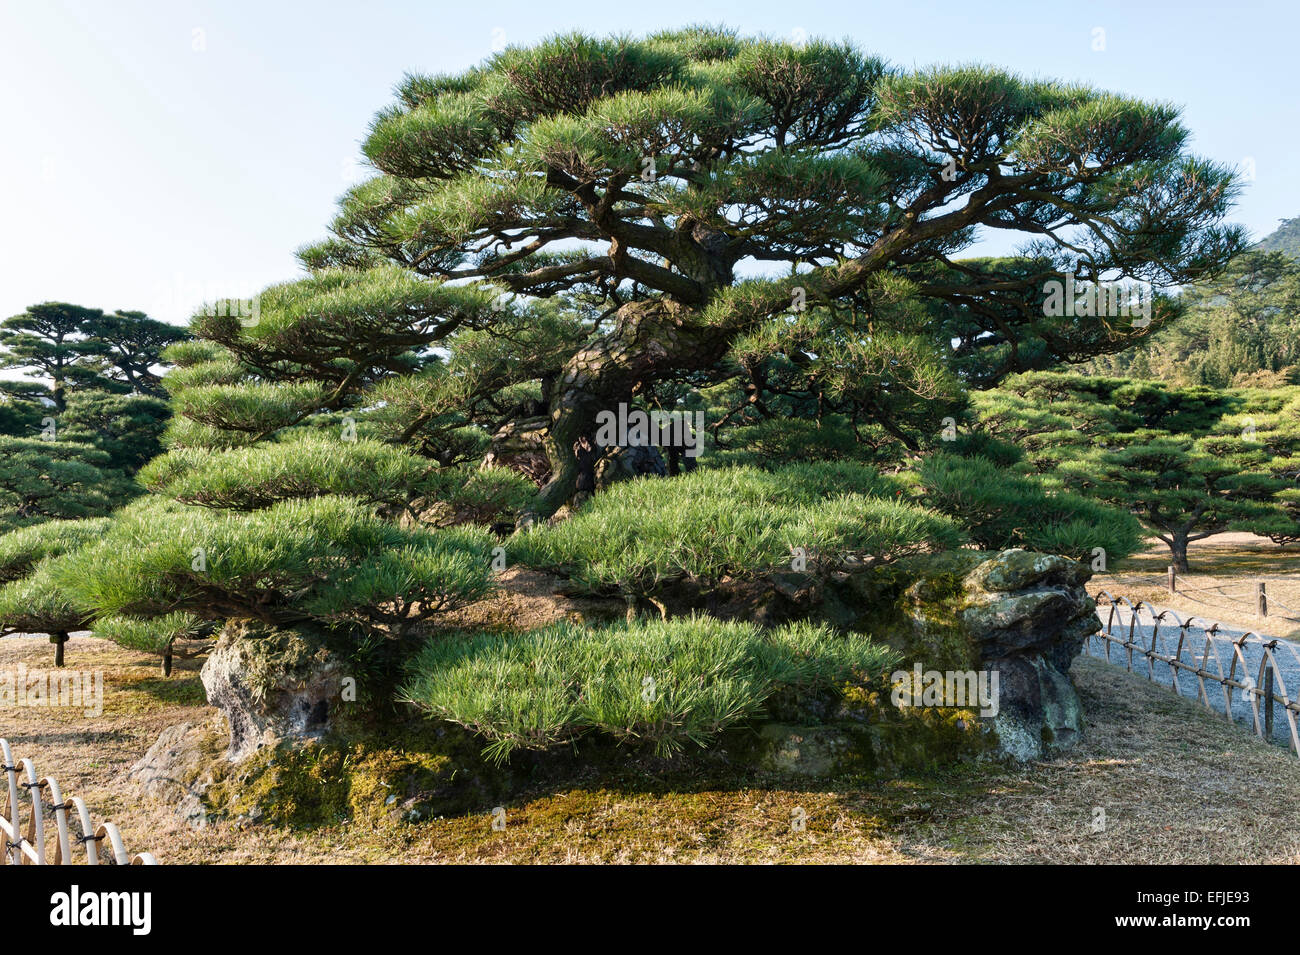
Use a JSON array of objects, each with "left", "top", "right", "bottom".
[{"left": 1086, "top": 603, "right": 1300, "bottom": 750}]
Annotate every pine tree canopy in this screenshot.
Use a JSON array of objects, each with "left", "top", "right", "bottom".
[
  {"left": 169, "top": 27, "right": 1246, "bottom": 519},
  {"left": 0, "top": 303, "right": 107, "bottom": 412},
  {"left": 1, "top": 302, "right": 187, "bottom": 411}
]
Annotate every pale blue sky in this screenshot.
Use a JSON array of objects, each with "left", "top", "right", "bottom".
[{"left": 1, "top": 0, "right": 1296, "bottom": 326}]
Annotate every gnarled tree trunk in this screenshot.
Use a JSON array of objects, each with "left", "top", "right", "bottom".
[{"left": 525, "top": 298, "right": 726, "bottom": 522}]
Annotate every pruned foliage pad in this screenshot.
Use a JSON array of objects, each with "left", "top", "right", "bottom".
[
  {"left": 511, "top": 463, "right": 964, "bottom": 596},
  {"left": 912, "top": 452, "right": 1145, "bottom": 561},
  {"left": 53, "top": 495, "right": 495, "bottom": 639},
  {"left": 400, "top": 616, "right": 898, "bottom": 761}
]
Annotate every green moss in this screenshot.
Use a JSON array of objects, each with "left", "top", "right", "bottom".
[
  {"left": 828, "top": 551, "right": 986, "bottom": 673},
  {"left": 224, "top": 623, "right": 331, "bottom": 703},
  {"left": 838, "top": 682, "right": 998, "bottom": 770},
  {"left": 203, "top": 725, "right": 513, "bottom": 829}
]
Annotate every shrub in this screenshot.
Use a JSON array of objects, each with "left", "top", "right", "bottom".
[
  {"left": 93, "top": 611, "right": 213, "bottom": 676},
  {"left": 400, "top": 616, "right": 898, "bottom": 761},
  {"left": 764, "top": 460, "right": 904, "bottom": 501},
  {"left": 58, "top": 390, "right": 170, "bottom": 474},
  {"left": 0, "top": 517, "right": 112, "bottom": 583},
  {"left": 912, "top": 452, "right": 1143, "bottom": 562},
  {"left": 785, "top": 493, "right": 966, "bottom": 564},
  {"left": 414, "top": 466, "right": 536, "bottom": 528},
  {"left": 168, "top": 381, "right": 329, "bottom": 443},
  {"left": 0, "top": 436, "right": 134, "bottom": 532},
  {"left": 141, "top": 436, "right": 535, "bottom": 528},
  {"left": 140, "top": 436, "right": 439, "bottom": 512},
  {"left": 512, "top": 464, "right": 961, "bottom": 595},
  {"left": 710, "top": 415, "right": 863, "bottom": 467},
  {"left": 945, "top": 431, "right": 1025, "bottom": 468},
  {"left": 95, "top": 611, "right": 209, "bottom": 653},
  {"left": 54, "top": 495, "right": 496, "bottom": 640}
]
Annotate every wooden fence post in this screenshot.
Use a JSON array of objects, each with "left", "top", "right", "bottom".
[
  {"left": 1168, "top": 566, "right": 1176, "bottom": 593},
  {"left": 1258, "top": 581, "right": 1268, "bottom": 617},
  {"left": 1265, "top": 664, "right": 1275, "bottom": 740}
]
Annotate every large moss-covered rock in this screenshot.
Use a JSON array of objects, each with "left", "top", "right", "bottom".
[
  {"left": 130, "top": 721, "right": 516, "bottom": 830},
  {"left": 127, "top": 718, "right": 229, "bottom": 828},
  {"left": 202, "top": 728, "right": 513, "bottom": 829},
  {"left": 201, "top": 621, "right": 347, "bottom": 761},
  {"left": 717, "top": 548, "right": 1095, "bottom": 762},
  {"left": 958, "top": 550, "right": 1095, "bottom": 759},
  {"left": 820, "top": 548, "right": 1094, "bottom": 760}
]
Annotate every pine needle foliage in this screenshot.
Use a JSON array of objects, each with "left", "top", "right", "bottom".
[{"left": 400, "top": 615, "right": 899, "bottom": 760}]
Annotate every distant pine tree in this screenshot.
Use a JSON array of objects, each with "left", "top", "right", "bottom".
[{"left": 969, "top": 371, "right": 1300, "bottom": 568}]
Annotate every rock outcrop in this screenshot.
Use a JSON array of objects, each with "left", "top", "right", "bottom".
[
  {"left": 957, "top": 550, "right": 1095, "bottom": 758},
  {"left": 200, "top": 622, "right": 346, "bottom": 761},
  {"left": 126, "top": 718, "right": 228, "bottom": 828},
  {"left": 824, "top": 548, "right": 1094, "bottom": 760},
  {"left": 633, "top": 547, "right": 1097, "bottom": 762}
]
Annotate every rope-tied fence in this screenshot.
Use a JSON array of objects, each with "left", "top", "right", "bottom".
[
  {"left": 0, "top": 738, "right": 157, "bottom": 865},
  {"left": 1087, "top": 592, "right": 1300, "bottom": 755}
]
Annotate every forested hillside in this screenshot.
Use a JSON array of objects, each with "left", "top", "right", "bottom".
[
  {"left": 1256, "top": 216, "right": 1300, "bottom": 258},
  {"left": 1086, "top": 219, "right": 1300, "bottom": 386}
]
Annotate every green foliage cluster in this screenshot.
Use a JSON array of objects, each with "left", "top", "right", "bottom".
[
  {"left": 401, "top": 616, "right": 898, "bottom": 761},
  {"left": 0, "top": 560, "right": 90, "bottom": 638},
  {"left": 140, "top": 436, "right": 444, "bottom": 511},
  {"left": 92, "top": 611, "right": 210, "bottom": 655},
  {"left": 0, "top": 517, "right": 112, "bottom": 582},
  {"left": 966, "top": 371, "right": 1300, "bottom": 568},
  {"left": 0, "top": 302, "right": 184, "bottom": 534},
  {"left": 139, "top": 435, "right": 534, "bottom": 526},
  {"left": 911, "top": 453, "right": 1144, "bottom": 562},
  {"left": 55, "top": 495, "right": 495, "bottom": 640},
  {"left": 0, "top": 436, "right": 132, "bottom": 533},
  {"left": 1085, "top": 249, "right": 1300, "bottom": 388},
  {"left": 512, "top": 463, "right": 964, "bottom": 595}
]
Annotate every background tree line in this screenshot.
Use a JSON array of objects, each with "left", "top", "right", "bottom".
[
  {"left": 1086, "top": 221, "right": 1300, "bottom": 388},
  {"left": 0, "top": 302, "right": 187, "bottom": 532}
]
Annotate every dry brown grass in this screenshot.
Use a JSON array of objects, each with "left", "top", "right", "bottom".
[
  {"left": 1092, "top": 532, "right": 1300, "bottom": 639},
  {"left": 904, "top": 656, "right": 1300, "bottom": 864},
  {"left": 5, "top": 633, "right": 1299, "bottom": 864}
]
